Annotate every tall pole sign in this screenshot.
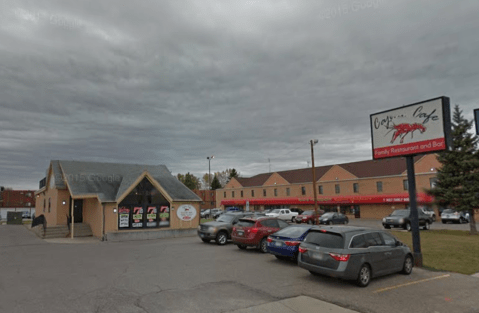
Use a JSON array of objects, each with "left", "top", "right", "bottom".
[
  {"left": 474, "top": 109, "right": 479, "bottom": 135},
  {"left": 370, "top": 96, "right": 451, "bottom": 267}
]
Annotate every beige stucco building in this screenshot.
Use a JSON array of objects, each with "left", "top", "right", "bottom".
[
  {"left": 217, "top": 154, "right": 442, "bottom": 219},
  {"left": 35, "top": 160, "right": 201, "bottom": 241}
]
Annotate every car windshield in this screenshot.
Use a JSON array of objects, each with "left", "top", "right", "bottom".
[
  {"left": 274, "top": 227, "right": 309, "bottom": 238},
  {"left": 442, "top": 209, "right": 455, "bottom": 214},
  {"left": 304, "top": 231, "right": 344, "bottom": 248},
  {"left": 216, "top": 214, "right": 235, "bottom": 223},
  {"left": 391, "top": 210, "right": 409, "bottom": 216},
  {"left": 321, "top": 213, "right": 334, "bottom": 218},
  {"left": 270, "top": 209, "right": 281, "bottom": 213},
  {"left": 302, "top": 211, "right": 313, "bottom": 215}
]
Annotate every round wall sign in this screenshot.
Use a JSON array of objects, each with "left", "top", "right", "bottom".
[{"left": 176, "top": 204, "right": 197, "bottom": 221}]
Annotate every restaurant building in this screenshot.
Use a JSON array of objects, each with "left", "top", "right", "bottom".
[
  {"left": 217, "top": 154, "right": 441, "bottom": 219},
  {"left": 35, "top": 160, "right": 202, "bottom": 241}
]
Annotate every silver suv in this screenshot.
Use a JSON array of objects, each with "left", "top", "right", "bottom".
[{"left": 197, "top": 212, "right": 253, "bottom": 245}]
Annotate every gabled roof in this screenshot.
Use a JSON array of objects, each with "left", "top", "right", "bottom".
[
  {"left": 55, "top": 160, "right": 201, "bottom": 203},
  {"left": 51, "top": 160, "right": 66, "bottom": 189},
  {"left": 230, "top": 156, "right": 426, "bottom": 187}
]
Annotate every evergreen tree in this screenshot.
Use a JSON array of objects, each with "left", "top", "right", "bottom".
[
  {"left": 177, "top": 172, "right": 200, "bottom": 190},
  {"left": 228, "top": 168, "right": 239, "bottom": 182},
  {"left": 210, "top": 175, "right": 222, "bottom": 190},
  {"left": 427, "top": 105, "right": 479, "bottom": 235}
]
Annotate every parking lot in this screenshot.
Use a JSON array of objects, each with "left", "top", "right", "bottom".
[{"left": 1, "top": 225, "right": 478, "bottom": 313}]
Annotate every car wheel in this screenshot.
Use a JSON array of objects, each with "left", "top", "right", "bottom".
[
  {"left": 328, "top": 221, "right": 333, "bottom": 225},
  {"left": 460, "top": 217, "right": 465, "bottom": 224},
  {"left": 237, "top": 244, "right": 247, "bottom": 250},
  {"left": 384, "top": 225, "right": 391, "bottom": 229},
  {"left": 356, "top": 264, "right": 371, "bottom": 287},
  {"left": 291, "top": 217, "right": 295, "bottom": 222},
  {"left": 201, "top": 239, "right": 210, "bottom": 243},
  {"left": 307, "top": 220, "right": 313, "bottom": 225},
  {"left": 432, "top": 215, "right": 436, "bottom": 222},
  {"left": 215, "top": 232, "right": 228, "bottom": 245},
  {"left": 442, "top": 220, "right": 446, "bottom": 224},
  {"left": 259, "top": 238, "right": 268, "bottom": 253},
  {"left": 423, "top": 221, "right": 430, "bottom": 230},
  {"left": 405, "top": 223, "right": 412, "bottom": 231},
  {"left": 401, "top": 255, "right": 413, "bottom": 275}
]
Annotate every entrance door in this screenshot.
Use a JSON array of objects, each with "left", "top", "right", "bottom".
[{"left": 73, "top": 199, "right": 83, "bottom": 223}]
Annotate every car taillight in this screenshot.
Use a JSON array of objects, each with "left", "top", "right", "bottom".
[
  {"left": 298, "top": 247, "right": 308, "bottom": 253},
  {"left": 329, "top": 253, "right": 350, "bottom": 262},
  {"left": 284, "top": 241, "right": 301, "bottom": 246},
  {"left": 251, "top": 228, "right": 259, "bottom": 233},
  {"left": 232, "top": 227, "right": 236, "bottom": 232},
  {"left": 267, "top": 237, "right": 273, "bottom": 243}
]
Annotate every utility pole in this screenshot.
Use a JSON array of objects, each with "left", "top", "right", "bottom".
[
  {"left": 207, "top": 156, "right": 214, "bottom": 219},
  {"left": 310, "top": 139, "right": 319, "bottom": 224}
]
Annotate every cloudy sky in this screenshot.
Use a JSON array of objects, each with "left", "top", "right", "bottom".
[{"left": 1, "top": 0, "right": 479, "bottom": 190}]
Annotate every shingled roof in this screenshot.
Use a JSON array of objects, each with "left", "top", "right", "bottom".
[
  {"left": 52, "top": 160, "right": 201, "bottom": 203},
  {"left": 232, "top": 156, "right": 425, "bottom": 187}
]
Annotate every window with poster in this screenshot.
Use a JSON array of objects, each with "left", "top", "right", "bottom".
[{"left": 118, "top": 177, "right": 170, "bottom": 230}]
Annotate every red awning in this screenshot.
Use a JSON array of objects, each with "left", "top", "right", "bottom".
[{"left": 220, "top": 193, "right": 433, "bottom": 206}]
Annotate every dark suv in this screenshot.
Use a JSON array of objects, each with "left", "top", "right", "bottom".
[
  {"left": 382, "top": 209, "right": 433, "bottom": 231},
  {"left": 197, "top": 212, "right": 253, "bottom": 245}
]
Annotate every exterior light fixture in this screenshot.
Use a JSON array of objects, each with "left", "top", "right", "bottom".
[
  {"left": 113, "top": 208, "right": 117, "bottom": 213},
  {"left": 62, "top": 201, "right": 66, "bottom": 205}
]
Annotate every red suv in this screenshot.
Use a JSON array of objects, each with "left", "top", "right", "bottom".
[
  {"left": 232, "top": 217, "right": 290, "bottom": 253},
  {"left": 295, "top": 210, "right": 324, "bottom": 224}
]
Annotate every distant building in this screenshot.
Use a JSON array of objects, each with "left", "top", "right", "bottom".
[
  {"left": 193, "top": 189, "right": 216, "bottom": 210},
  {"left": 0, "top": 189, "right": 35, "bottom": 208},
  {"left": 217, "top": 154, "right": 441, "bottom": 219}
]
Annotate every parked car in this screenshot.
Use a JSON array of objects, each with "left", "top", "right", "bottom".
[
  {"left": 290, "top": 208, "right": 304, "bottom": 216},
  {"left": 420, "top": 207, "right": 436, "bottom": 222},
  {"left": 267, "top": 225, "right": 313, "bottom": 261},
  {"left": 211, "top": 209, "right": 223, "bottom": 219},
  {"left": 231, "top": 217, "right": 290, "bottom": 253},
  {"left": 226, "top": 207, "right": 243, "bottom": 212},
  {"left": 213, "top": 210, "right": 225, "bottom": 219},
  {"left": 382, "top": 209, "right": 433, "bottom": 231},
  {"left": 22, "top": 212, "right": 31, "bottom": 219},
  {"left": 318, "top": 212, "right": 349, "bottom": 225},
  {"left": 295, "top": 210, "right": 325, "bottom": 224},
  {"left": 441, "top": 209, "right": 469, "bottom": 224},
  {"left": 197, "top": 212, "right": 253, "bottom": 245},
  {"left": 265, "top": 209, "right": 299, "bottom": 222},
  {"left": 298, "top": 226, "right": 413, "bottom": 287}
]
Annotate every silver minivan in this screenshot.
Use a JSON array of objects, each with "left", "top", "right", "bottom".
[{"left": 298, "top": 226, "right": 413, "bottom": 287}]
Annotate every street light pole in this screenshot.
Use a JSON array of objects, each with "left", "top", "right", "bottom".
[
  {"left": 310, "top": 139, "right": 319, "bottom": 225},
  {"left": 207, "top": 155, "right": 214, "bottom": 218}
]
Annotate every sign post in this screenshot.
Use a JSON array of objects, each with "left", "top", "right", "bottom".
[
  {"left": 474, "top": 109, "right": 479, "bottom": 135},
  {"left": 370, "top": 96, "right": 451, "bottom": 267}
]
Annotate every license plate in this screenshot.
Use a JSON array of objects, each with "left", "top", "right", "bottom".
[
  {"left": 312, "top": 253, "right": 324, "bottom": 260},
  {"left": 237, "top": 231, "right": 244, "bottom": 236},
  {"left": 200, "top": 233, "right": 204, "bottom": 238},
  {"left": 275, "top": 241, "right": 282, "bottom": 247}
]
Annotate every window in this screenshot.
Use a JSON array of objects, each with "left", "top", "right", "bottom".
[
  {"left": 403, "top": 180, "right": 408, "bottom": 191},
  {"left": 43, "top": 199, "right": 46, "bottom": 212},
  {"left": 350, "top": 235, "right": 367, "bottom": 248},
  {"left": 26, "top": 192, "right": 31, "bottom": 197},
  {"left": 263, "top": 189, "right": 266, "bottom": 197},
  {"left": 318, "top": 185, "right": 323, "bottom": 194},
  {"left": 335, "top": 184, "right": 340, "bottom": 194},
  {"left": 224, "top": 191, "right": 226, "bottom": 198},
  {"left": 430, "top": 177, "right": 438, "bottom": 188},
  {"left": 251, "top": 190, "right": 255, "bottom": 197},
  {"left": 240, "top": 190, "right": 243, "bottom": 197},
  {"left": 377, "top": 181, "right": 383, "bottom": 192},
  {"left": 48, "top": 198, "right": 51, "bottom": 213},
  {"left": 232, "top": 191, "right": 235, "bottom": 198},
  {"left": 304, "top": 231, "right": 344, "bottom": 248},
  {"left": 274, "top": 189, "right": 278, "bottom": 196},
  {"left": 364, "top": 232, "right": 383, "bottom": 246},
  {"left": 353, "top": 183, "right": 359, "bottom": 193},
  {"left": 380, "top": 233, "right": 397, "bottom": 247},
  {"left": 210, "top": 201, "right": 214, "bottom": 205},
  {"left": 301, "top": 187, "right": 306, "bottom": 195},
  {"left": 286, "top": 188, "right": 290, "bottom": 196},
  {"left": 277, "top": 220, "right": 289, "bottom": 228}
]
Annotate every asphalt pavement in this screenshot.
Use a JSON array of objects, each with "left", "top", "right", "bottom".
[{"left": 1, "top": 224, "right": 478, "bottom": 313}]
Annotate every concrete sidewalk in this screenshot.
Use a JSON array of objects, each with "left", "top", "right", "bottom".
[{"left": 230, "top": 296, "right": 358, "bottom": 313}]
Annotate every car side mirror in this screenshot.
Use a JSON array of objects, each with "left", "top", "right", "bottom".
[{"left": 395, "top": 241, "right": 402, "bottom": 246}]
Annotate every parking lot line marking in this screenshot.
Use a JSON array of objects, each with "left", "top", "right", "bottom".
[{"left": 373, "top": 274, "right": 450, "bottom": 294}]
